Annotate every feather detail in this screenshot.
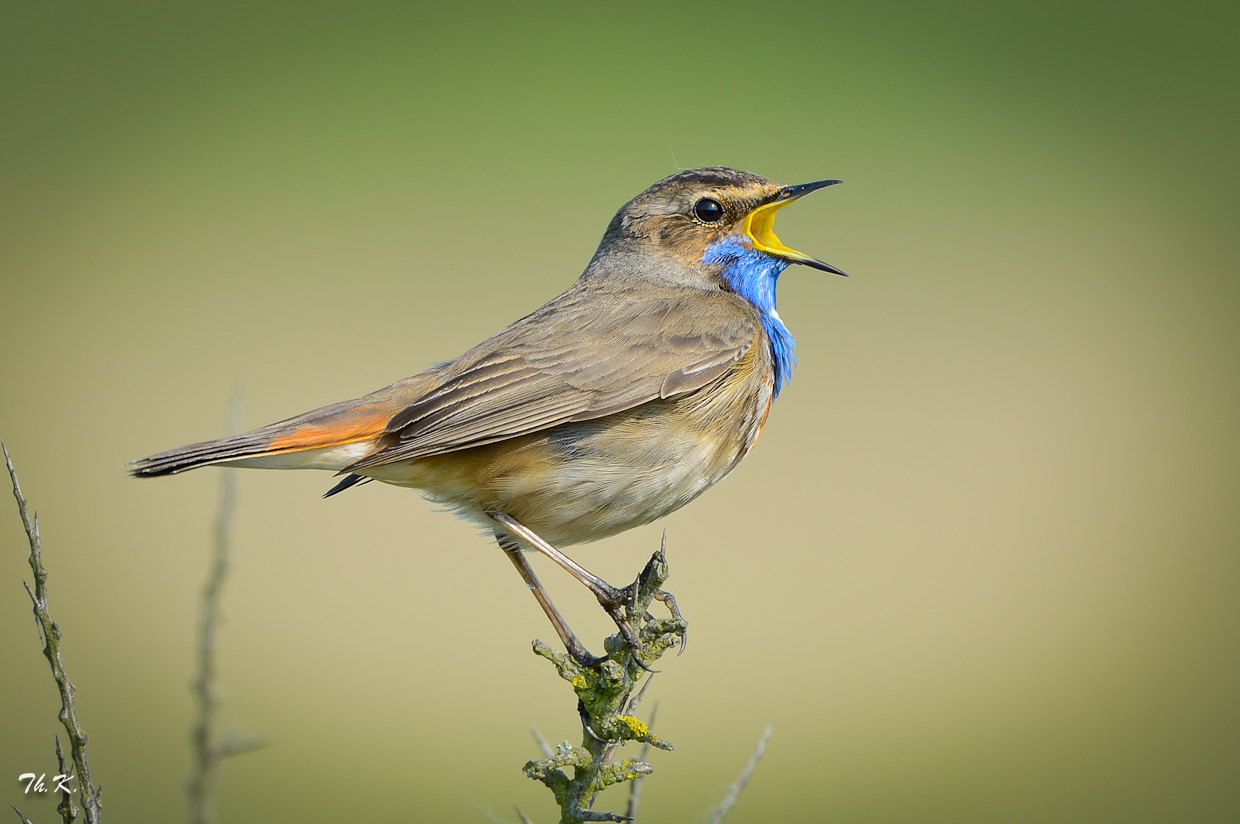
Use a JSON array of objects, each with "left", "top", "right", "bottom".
[{"left": 346, "top": 283, "right": 758, "bottom": 470}]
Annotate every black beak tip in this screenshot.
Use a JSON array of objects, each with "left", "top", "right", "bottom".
[
  {"left": 805, "top": 258, "right": 848, "bottom": 277},
  {"left": 783, "top": 179, "right": 844, "bottom": 199}
]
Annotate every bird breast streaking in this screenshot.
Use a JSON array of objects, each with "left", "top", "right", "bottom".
[{"left": 132, "top": 166, "right": 846, "bottom": 663}]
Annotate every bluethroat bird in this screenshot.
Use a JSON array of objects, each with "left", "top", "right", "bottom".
[{"left": 132, "top": 167, "right": 845, "bottom": 663}]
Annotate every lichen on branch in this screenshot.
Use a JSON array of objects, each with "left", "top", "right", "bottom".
[{"left": 523, "top": 544, "right": 686, "bottom": 824}]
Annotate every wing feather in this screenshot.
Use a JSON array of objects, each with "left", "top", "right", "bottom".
[{"left": 348, "top": 283, "right": 759, "bottom": 469}]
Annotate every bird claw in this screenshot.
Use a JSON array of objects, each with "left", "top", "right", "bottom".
[
  {"left": 653, "top": 589, "right": 688, "bottom": 654},
  {"left": 593, "top": 575, "right": 686, "bottom": 670}
]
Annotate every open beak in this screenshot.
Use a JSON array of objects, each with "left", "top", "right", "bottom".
[{"left": 741, "top": 179, "right": 847, "bottom": 276}]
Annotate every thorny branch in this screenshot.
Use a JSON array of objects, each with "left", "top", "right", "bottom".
[
  {"left": 518, "top": 536, "right": 774, "bottom": 824},
  {"left": 187, "top": 460, "right": 236, "bottom": 824},
  {"left": 188, "top": 393, "right": 265, "bottom": 824},
  {"left": 5, "top": 442, "right": 103, "bottom": 824},
  {"left": 523, "top": 538, "right": 686, "bottom": 823},
  {"left": 707, "top": 721, "right": 774, "bottom": 824}
]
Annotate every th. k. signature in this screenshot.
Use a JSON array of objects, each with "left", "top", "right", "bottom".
[{"left": 18, "top": 773, "right": 76, "bottom": 795}]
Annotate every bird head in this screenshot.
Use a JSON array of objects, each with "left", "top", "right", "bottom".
[{"left": 601, "top": 166, "right": 845, "bottom": 280}]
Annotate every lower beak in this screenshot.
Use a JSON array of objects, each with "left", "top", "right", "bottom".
[{"left": 742, "top": 179, "right": 847, "bottom": 276}]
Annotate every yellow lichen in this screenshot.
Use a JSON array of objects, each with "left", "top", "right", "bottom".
[{"left": 617, "top": 716, "right": 648, "bottom": 737}]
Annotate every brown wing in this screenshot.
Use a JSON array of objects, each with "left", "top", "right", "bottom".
[{"left": 347, "top": 282, "right": 760, "bottom": 469}]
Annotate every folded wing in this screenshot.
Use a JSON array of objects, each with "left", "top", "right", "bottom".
[{"left": 347, "top": 283, "right": 758, "bottom": 469}]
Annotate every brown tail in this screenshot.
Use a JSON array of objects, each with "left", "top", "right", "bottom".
[{"left": 129, "top": 397, "right": 397, "bottom": 477}]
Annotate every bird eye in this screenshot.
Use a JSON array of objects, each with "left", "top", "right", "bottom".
[{"left": 693, "top": 198, "right": 725, "bottom": 224}]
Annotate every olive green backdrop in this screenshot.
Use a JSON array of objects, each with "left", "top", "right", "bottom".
[{"left": 2, "top": 2, "right": 1237, "bottom": 822}]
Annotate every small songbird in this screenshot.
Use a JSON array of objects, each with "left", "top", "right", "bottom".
[{"left": 132, "top": 167, "right": 845, "bottom": 662}]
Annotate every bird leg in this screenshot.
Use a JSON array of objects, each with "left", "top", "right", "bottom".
[
  {"left": 488, "top": 512, "right": 648, "bottom": 658},
  {"left": 495, "top": 532, "right": 604, "bottom": 666}
]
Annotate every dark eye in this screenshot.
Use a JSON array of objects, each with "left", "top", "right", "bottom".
[{"left": 693, "top": 197, "right": 724, "bottom": 224}]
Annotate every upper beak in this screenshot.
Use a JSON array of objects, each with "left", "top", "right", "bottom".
[{"left": 741, "top": 179, "right": 847, "bottom": 276}]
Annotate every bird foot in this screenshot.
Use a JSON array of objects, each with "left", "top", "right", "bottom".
[
  {"left": 593, "top": 582, "right": 656, "bottom": 670},
  {"left": 593, "top": 540, "right": 688, "bottom": 669}
]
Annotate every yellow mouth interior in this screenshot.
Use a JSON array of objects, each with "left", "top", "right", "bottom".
[{"left": 742, "top": 197, "right": 814, "bottom": 263}]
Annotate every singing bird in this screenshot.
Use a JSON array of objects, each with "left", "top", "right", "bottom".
[{"left": 132, "top": 167, "right": 845, "bottom": 662}]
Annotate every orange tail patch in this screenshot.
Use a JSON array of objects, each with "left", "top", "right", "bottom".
[
  {"left": 265, "top": 403, "right": 393, "bottom": 452},
  {"left": 131, "top": 400, "right": 400, "bottom": 477}
]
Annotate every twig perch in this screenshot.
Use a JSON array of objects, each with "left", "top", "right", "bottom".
[
  {"left": 4, "top": 442, "right": 103, "bottom": 824},
  {"left": 523, "top": 539, "right": 687, "bottom": 823}
]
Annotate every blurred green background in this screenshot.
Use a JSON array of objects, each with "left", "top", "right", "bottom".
[{"left": 2, "top": 2, "right": 1237, "bottom": 821}]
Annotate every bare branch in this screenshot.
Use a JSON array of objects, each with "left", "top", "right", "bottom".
[
  {"left": 55, "top": 736, "right": 77, "bottom": 824},
  {"left": 5, "top": 442, "right": 102, "bottom": 824},
  {"left": 531, "top": 726, "right": 555, "bottom": 760},
  {"left": 188, "top": 388, "right": 263, "bottom": 824},
  {"left": 706, "top": 721, "right": 774, "bottom": 824},
  {"left": 625, "top": 674, "right": 654, "bottom": 717}
]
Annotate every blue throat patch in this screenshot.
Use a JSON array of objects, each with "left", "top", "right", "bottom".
[{"left": 703, "top": 236, "right": 796, "bottom": 397}]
